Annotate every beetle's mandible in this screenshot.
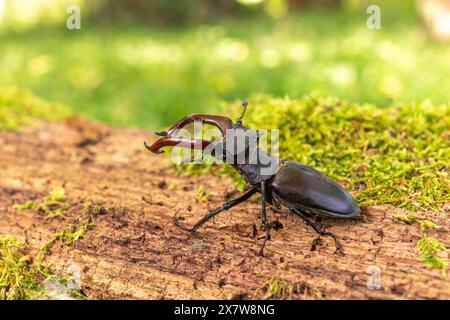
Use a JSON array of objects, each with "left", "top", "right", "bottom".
[{"left": 144, "top": 102, "right": 360, "bottom": 256}]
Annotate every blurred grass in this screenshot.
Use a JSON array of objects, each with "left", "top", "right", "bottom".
[
  {"left": 0, "top": 6, "right": 449, "bottom": 129},
  {"left": 0, "top": 88, "right": 70, "bottom": 131}
]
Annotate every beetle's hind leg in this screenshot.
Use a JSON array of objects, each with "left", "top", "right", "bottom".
[{"left": 290, "top": 208, "right": 345, "bottom": 256}]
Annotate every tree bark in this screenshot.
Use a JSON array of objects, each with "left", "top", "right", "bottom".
[{"left": 0, "top": 119, "right": 448, "bottom": 299}]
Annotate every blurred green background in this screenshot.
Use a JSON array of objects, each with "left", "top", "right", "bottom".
[{"left": 0, "top": 0, "right": 449, "bottom": 128}]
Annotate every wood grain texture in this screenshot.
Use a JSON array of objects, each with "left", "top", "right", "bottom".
[{"left": 0, "top": 119, "right": 448, "bottom": 299}]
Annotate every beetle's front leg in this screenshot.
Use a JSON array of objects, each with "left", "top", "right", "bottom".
[
  {"left": 261, "top": 181, "right": 268, "bottom": 228},
  {"left": 259, "top": 181, "right": 271, "bottom": 256},
  {"left": 174, "top": 188, "right": 257, "bottom": 233}
]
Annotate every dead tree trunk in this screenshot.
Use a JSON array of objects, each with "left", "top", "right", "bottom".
[{"left": 0, "top": 119, "right": 448, "bottom": 299}]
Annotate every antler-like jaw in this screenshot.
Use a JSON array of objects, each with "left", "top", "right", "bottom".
[
  {"left": 144, "top": 131, "right": 170, "bottom": 153},
  {"left": 144, "top": 139, "right": 166, "bottom": 154},
  {"left": 144, "top": 113, "right": 233, "bottom": 154},
  {"left": 160, "top": 113, "right": 232, "bottom": 137},
  {"left": 144, "top": 135, "right": 211, "bottom": 154}
]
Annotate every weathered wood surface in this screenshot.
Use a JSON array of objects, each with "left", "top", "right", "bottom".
[{"left": 0, "top": 119, "right": 448, "bottom": 299}]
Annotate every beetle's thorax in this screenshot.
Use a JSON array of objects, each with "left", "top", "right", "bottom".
[
  {"left": 232, "top": 148, "right": 280, "bottom": 185},
  {"left": 210, "top": 122, "right": 280, "bottom": 185}
]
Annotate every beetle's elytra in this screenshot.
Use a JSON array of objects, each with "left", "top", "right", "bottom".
[{"left": 145, "top": 102, "right": 360, "bottom": 256}]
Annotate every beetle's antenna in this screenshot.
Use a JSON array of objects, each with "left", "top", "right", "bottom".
[{"left": 237, "top": 101, "right": 248, "bottom": 123}]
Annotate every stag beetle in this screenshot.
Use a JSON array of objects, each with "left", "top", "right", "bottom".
[{"left": 145, "top": 102, "right": 360, "bottom": 256}]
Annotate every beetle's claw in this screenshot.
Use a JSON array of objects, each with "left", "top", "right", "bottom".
[
  {"left": 259, "top": 224, "right": 272, "bottom": 257},
  {"left": 173, "top": 216, "right": 196, "bottom": 233},
  {"left": 334, "top": 240, "right": 345, "bottom": 256},
  {"left": 259, "top": 233, "right": 270, "bottom": 257},
  {"left": 155, "top": 131, "right": 168, "bottom": 137},
  {"left": 323, "top": 231, "right": 345, "bottom": 256}
]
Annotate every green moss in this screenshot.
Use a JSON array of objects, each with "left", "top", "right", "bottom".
[
  {"left": 0, "top": 235, "right": 44, "bottom": 300},
  {"left": 417, "top": 237, "right": 448, "bottom": 279},
  {"left": 260, "top": 278, "right": 289, "bottom": 300},
  {"left": 195, "top": 185, "right": 212, "bottom": 203},
  {"left": 0, "top": 87, "right": 70, "bottom": 131},
  {"left": 392, "top": 214, "right": 420, "bottom": 225},
  {"left": 179, "top": 95, "right": 450, "bottom": 212},
  {"left": 37, "top": 202, "right": 100, "bottom": 269},
  {"left": 2, "top": 195, "right": 104, "bottom": 299},
  {"left": 14, "top": 187, "right": 69, "bottom": 219},
  {"left": 0, "top": 234, "right": 87, "bottom": 300},
  {"left": 393, "top": 215, "right": 449, "bottom": 278},
  {"left": 36, "top": 223, "right": 92, "bottom": 271},
  {"left": 256, "top": 277, "right": 323, "bottom": 300}
]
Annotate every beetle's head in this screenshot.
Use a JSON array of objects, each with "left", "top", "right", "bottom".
[{"left": 219, "top": 101, "right": 262, "bottom": 163}]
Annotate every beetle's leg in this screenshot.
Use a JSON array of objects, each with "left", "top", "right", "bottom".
[
  {"left": 146, "top": 114, "right": 232, "bottom": 155},
  {"left": 163, "top": 114, "right": 233, "bottom": 136},
  {"left": 260, "top": 181, "right": 268, "bottom": 227},
  {"left": 259, "top": 181, "right": 270, "bottom": 256},
  {"left": 290, "top": 208, "right": 345, "bottom": 256},
  {"left": 174, "top": 188, "right": 257, "bottom": 232}
]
